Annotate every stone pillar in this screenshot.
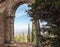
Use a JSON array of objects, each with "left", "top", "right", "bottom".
[
  {"left": 34, "top": 20, "right": 41, "bottom": 47},
  {"left": 5, "top": 16, "right": 14, "bottom": 43},
  {"left": 10, "top": 16, "right": 14, "bottom": 42},
  {"left": 0, "top": 14, "right": 5, "bottom": 47}
]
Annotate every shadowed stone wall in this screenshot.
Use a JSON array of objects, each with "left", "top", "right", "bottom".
[{"left": 0, "top": 14, "right": 5, "bottom": 47}]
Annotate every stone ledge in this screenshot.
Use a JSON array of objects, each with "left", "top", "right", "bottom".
[{"left": 4, "top": 43, "right": 17, "bottom": 47}]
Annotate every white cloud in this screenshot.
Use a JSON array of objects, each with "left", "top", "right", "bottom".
[{"left": 15, "top": 11, "right": 26, "bottom": 18}]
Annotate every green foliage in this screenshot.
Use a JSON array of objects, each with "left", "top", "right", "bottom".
[
  {"left": 31, "top": 22, "right": 36, "bottom": 43},
  {"left": 40, "top": 26, "right": 60, "bottom": 47},
  {"left": 14, "top": 35, "right": 28, "bottom": 42},
  {"left": 14, "top": 36, "right": 21, "bottom": 42},
  {"left": 28, "top": 0, "right": 60, "bottom": 25},
  {"left": 31, "top": 30, "right": 36, "bottom": 42},
  {"left": 40, "top": 35, "right": 46, "bottom": 43}
]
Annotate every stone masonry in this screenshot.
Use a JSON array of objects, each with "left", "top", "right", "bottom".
[{"left": 0, "top": 0, "right": 35, "bottom": 47}]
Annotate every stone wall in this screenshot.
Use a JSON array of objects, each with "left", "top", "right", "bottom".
[
  {"left": 0, "top": 14, "right": 5, "bottom": 47},
  {"left": 0, "top": 0, "right": 35, "bottom": 47}
]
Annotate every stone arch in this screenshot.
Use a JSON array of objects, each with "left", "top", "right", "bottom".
[
  {"left": 0, "top": 0, "right": 35, "bottom": 47},
  {"left": 11, "top": 1, "right": 30, "bottom": 17},
  {"left": 4, "top": 0, "right": 34, "bottom": 43}
]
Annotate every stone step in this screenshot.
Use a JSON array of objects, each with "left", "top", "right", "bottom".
[{"left": 4, "top": 42, "right": 35, "bottom": 47}]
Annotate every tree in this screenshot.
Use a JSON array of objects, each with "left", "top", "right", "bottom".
[
  {"left": 27, "top": 23, "right": 31, "bottom": 42},
  {"left": 31, "top": 21, "right": 36, "bottom": 43},
  {"left": 27, "top": 0, "right": 60, "bottom": 47}
]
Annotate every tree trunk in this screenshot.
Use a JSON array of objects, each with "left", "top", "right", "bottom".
[{"left": 34, "top": 20, "right": 41, "bottom": 47}]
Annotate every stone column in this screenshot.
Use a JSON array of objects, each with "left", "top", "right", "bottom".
[
  {"left": 5, "top": 16, "right": 14, "bottom": 43},
  {"left": 10, "top": 16, "right": 14, "bottom": 43},
  {"left": 5, "top": 16, "right": 11, "bottom": 43},
  {"left": 0, "top": 14, "right": 5, "bottom": 47}
]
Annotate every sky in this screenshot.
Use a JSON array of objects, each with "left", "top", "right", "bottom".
[{"left": 14, "top": 4, "right": 32, "bottom": 35}]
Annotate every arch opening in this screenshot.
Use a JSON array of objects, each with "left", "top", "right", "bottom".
[{"left": 14, "top": 3, "right": 32, "bottom": 42}]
